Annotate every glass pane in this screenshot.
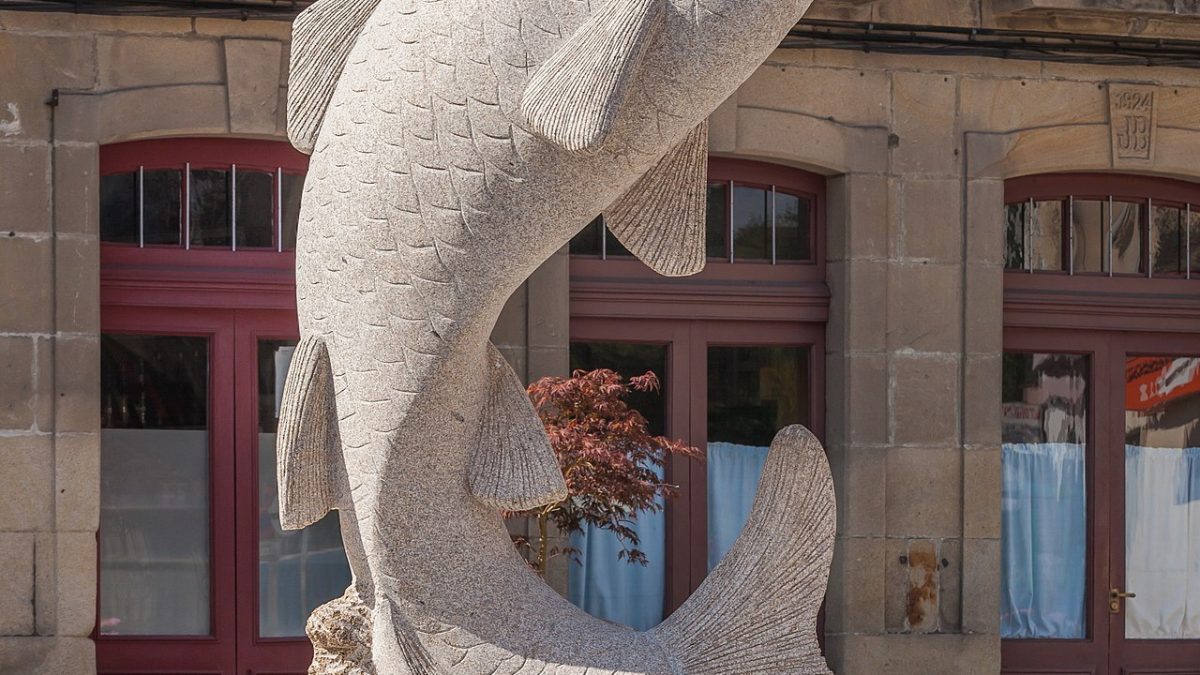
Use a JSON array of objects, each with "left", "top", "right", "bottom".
[
  {"left": 236, "top": 170, "right": 275, "bottom": 249},
  {"left": 1111, "top": 200, "right": 1144, "bottom": 274},
  {"left": 1124, "top": 356, "right": 1200, "bottom": 640},
  {"left": 605, "top": 227, "right": 631, "bottom": 258},
  {"left": 706, "top": 183, "right": 727, "bottom": 259},
  {"left": 707, "top": 345, "right": 808, "bottom": 571},
  {"left": 1000, "top": 352, "right": 1088, "bottom": 639},
  {"left": 1004, "top": 202, "right": 1026, "bottom": 270},
  {"left": 1030, "top": 201, "right": 1064, "bottom": 271},
  {"left": 566, "top": 341, "right": 669, "bottom": 630},
  {"left": 1191, "top": 208, "right": 1200, "bottom": 275},
  {"left": 775, "top": 192, "right": 812, "bottom": 262},
  {"left": 100, "top": 172, "right": 138, "bottom": 244},
  {"left": 1150, "top": 206, "right": 1185, "bottom": 276},
  {"left": 142, "top": 170, "right": 181, "bottom": 246},
  {"left": 99, "top": 334, "right": 210, "bottom": 636},
  {"left": 570, "top": 216, "right": 603, "bottom": 256},
  {"left": 281, "top": 173, "right": 304, "bottom": 251},
  {"left": 731, "top": 186, "right": 770, "bottom": 261},
  {"left": 257, "top": 340, "right": 352, "bottom": 638},
  {"left": 190, "top": 169, "right": 231, "bottom": 247},
  {"left": 1072, "top": 199, "right": 1108, "bottom": 273}
]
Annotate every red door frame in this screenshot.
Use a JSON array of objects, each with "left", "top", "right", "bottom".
[
  {"left": 568, "top": 156, "right": 831, "bottom": 617},
  {"left": 1001, "top": 172, "right": 1200, "bottom": 674},
  {"left": 1106, "top": 331, "right": 1200, "bottom": 673},
  {"left": 1000, "top": 327, "right": 1113, "bottom": 675},
  {"left": 569, "top": 317, "right": 826, "bottom": 616},
  {"left": 98, "top": 139, "right": 313, "bottom": 674},
  {"left": 97, "top": 306, "right": 239, "bottom": 675}
]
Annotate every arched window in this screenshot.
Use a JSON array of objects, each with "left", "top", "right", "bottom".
[
  {"left": 97, "top": 139, "right": 350, "bottom": 675},
  {"left": 999, "top": 174, "right": 1200, "bottom": 673},
  {"left": 564, "top": 158, "right": 828, "bottom": 630}
]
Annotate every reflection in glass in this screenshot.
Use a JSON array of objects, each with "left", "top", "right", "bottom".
[
  {"left": 1000, "top": 352, "right": 1088, "bottom": 639},
  {"left": 1151, "top": 206, "right": 1185, "bottom": 276},
  {"left": 1030, "top": 200, "right": 1064, "bottom": 272},
  {"left": 570, "top": 216, "right": 603, "bottom": 256},
  {"left": 1071, "top": 200, "right": 1108, "bottom": 273},
  {"left": 99, "top": 334, "right": 210, "bottom": 635},
  {"left": 707, "top": 346, "right": 807, "bottom": 571},
  {"left": 190, "top": 169, "right": 231, "bottom": 247},
  {"left": 732, "top": 186, "right": 770, "bottom": 261},
  {"left": 566, "top": 342, "right": 669, "bottom": 630},
  {"left": 237, "top": 170, "right": 275, "bottom": 249},
  {"left": 706, "top": 183, "right": 728, "bottom": 259},
  {"left": 775, "top": 192, "right": 811, "bottom": 262},
  {"left": 100, "top": 172, "right": 138, "bottom": 244},
  {"left": 281, "top": 172, "right": 305, "bottom": 251},
  {"left": 1004, "top": 202, "right": 1027, "bottom": 270},
  {"left": 257, "top": 340, "right": 352, "bottom": 637},
  {"left": 1111, "top": 201, "right": 1143, "bottom": 274},
  {"left": 1124, "top": 356, "right": 1200, "bottom": 640},
  {"left": 142, "top": 170, "right": 181, "bottom": 246}
]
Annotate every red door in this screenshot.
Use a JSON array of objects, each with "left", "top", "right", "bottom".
[
  {"left": 1000, "top": 328, "right": 1200, "bottom": 675},
  {"left": 98, "top": 308, "right": 351, "bottom": 675}
]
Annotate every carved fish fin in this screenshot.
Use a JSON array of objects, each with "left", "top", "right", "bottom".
[
  {"left": 605, "top": 120, "right": 708, "bottom": 277},
  {"left": 276, "top": 336, "right": 344, "bottom": 530},
  {"left": 467, "top": 344, "right": 568, "bottom": 512},
  {"left": 651, "top": 425, "right": 835, "bottom": 674},
  {"left": 287, "top": 0, "right": 381, "bottom": 154},
  {"left": 520, "top": 0, "right": 666, "bottom": 154}
]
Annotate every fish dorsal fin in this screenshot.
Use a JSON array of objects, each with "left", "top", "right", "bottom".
[
  {"left": 287, "top": 0, "right": 381, "bottom": 154},
  {"left": 520, "top": 0, "right": 666, "bottom": 154},
  {"left": 468, "top": 344, "right": 568, "bottom": 511},
  {"left": 276, "top": 336, "right": 344, "bottom": 530},
  {"left": 605, "top": 120, "right": 709, "bottom": 277}
]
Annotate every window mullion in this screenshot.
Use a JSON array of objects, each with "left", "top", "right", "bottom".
[
  {"left": 231, "top": 164, "right": 238, "bottom": 252},
  {"left": 184, "top": 162, "right": 191, "bottom": 250},
  {"left": 137, "top": 165, "right": 145, "bottom": 249}
]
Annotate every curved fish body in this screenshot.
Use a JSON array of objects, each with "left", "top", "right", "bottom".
[{"left": 279, "top": 0, "right": 834, "bottom": 672}]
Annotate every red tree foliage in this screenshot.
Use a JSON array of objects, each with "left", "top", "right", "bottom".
[{"left": 511, "top": 368, "right": 701, "bottom": 576}]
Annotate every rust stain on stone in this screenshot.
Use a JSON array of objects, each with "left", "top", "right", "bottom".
[{"left": 905, "top": 540, "right": 939, "bottom": 632}]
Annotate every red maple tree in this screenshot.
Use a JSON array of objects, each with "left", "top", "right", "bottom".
[{"left": 511, "top": 368, "right": 701, "bottom": 576}]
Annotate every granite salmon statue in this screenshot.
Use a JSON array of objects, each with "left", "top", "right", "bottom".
[{"left": 276, "top": 0, "right": 835, "bottom": 672}]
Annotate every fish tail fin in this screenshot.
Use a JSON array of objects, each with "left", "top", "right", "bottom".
[
  {"left": 467, "top": 344, "right": 568, "bottom": 512},
  {"left": 277, "top": 335, "right": 344, "bottom": 530},
  {"left": 651, "top": 425, "right": 835, "bottom": 674}
]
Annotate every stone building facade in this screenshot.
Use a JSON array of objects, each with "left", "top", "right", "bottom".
[{"left": 1, "top": 1, "right": 1199, "bottom": 673}]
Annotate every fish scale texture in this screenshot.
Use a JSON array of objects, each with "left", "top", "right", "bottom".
[{"left": 288, "top": 0, "right": 831, "bottom": 672}]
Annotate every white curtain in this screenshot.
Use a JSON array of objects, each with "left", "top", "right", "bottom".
[
  {"left": 1125, "top": 445, "right": 1200, "bottom": 639},
  {"left": 1001, "top": 442, "right": 1087, "bottom": 639},
  {"left": 706, "top": 441, "right": 770, "bottom": 571}
]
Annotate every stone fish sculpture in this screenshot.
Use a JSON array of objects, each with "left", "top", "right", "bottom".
[{"left": 276, "top": 0, "right": 835, "bottom": 672}]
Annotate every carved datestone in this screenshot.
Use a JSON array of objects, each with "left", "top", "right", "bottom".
[
  {"left": 1109, "top": 84, "right": 1158, "bottom": 168},
  {"left": 278, "top": 0, "right": 836, "bottom": 673}
]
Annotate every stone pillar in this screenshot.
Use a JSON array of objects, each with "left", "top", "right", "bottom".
[{"left": 0, "top": 29, "right": 101, "bottom": 669}]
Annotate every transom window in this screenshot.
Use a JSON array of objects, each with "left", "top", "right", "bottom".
[
  {"left": 100, "top": 139, "right": 306, "bottom": 252},
  {"left": 1004, "top": 173, "right": 1200, "bottom": 277},
  {"left": 571, "top": 158, "right": 820, "bottom": 265}
]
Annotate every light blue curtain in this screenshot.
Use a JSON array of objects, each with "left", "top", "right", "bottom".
[
  {"left": 1125, "top": 445, "right": 1200, "bottom": 640},
  {"left": 706, "top": 441, "right": 770, "bottom": 571},
  {"left": 568, "top": 495, "right": 666, "bottom": 631},
  {"left": 1001, "top": 442, "right": 1087, "bottom": 639}
]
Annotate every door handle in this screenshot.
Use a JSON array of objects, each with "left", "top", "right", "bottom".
[{"left": 1109, "top": 587, "right": 1137, "bottom": 614}]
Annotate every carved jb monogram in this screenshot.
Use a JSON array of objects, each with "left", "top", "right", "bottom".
[{"left": 1109, "top": 85, "right": 1157, "bottom": 165}]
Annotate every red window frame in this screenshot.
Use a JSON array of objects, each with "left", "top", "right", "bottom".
[{"left": 1001, "top": 173, "right": 1200, "bottom": 675}]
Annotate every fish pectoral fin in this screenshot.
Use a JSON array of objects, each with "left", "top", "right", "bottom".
[
  {"left": 520, "top": 0, "right": 666, "bottom": 154},
  {"left": 605, "top": 120, "right": 709, "bottom": 277},
  {"left": 468, "top": 344, "right": 568, "bottom": 512},
  {"left": 287, "top": 0, "right": 382, "bottom": 154},
  {"left": 277, "top": 336, "right": 344, "bottom": 530}
]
